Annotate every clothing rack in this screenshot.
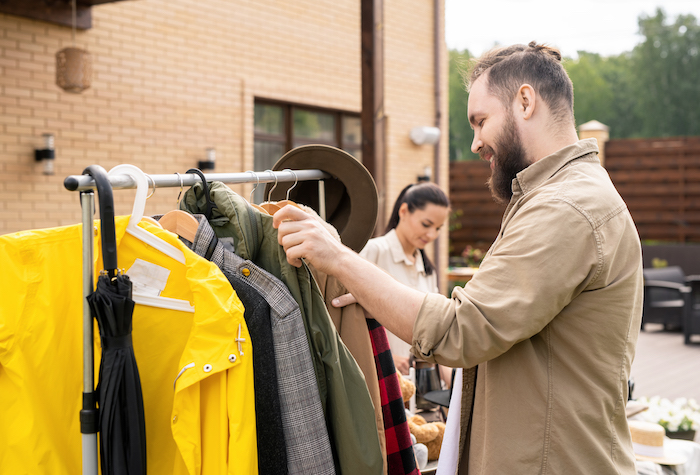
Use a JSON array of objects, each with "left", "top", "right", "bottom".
[{"left": 64, "top": 167, "right": 331, "bottom": 475}]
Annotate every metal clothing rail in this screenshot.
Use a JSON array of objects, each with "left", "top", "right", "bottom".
[
  {"left": 64, "top": 168, "right": 331, "bottom": 192},
  {"left": 64, "top": 167, "right": 331, "bottom": 475}
]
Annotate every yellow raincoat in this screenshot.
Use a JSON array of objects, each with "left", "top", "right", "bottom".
[{"left": 0, "top": 217, "right": 257, "bottom": 474}]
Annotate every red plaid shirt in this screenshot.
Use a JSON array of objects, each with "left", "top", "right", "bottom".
[{"left": 367, "top": 318, "right": 421, "bottom": 475}]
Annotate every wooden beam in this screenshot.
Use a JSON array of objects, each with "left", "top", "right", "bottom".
[
  {"left": 0, "top": 0, "right": 92, "bottom": 29},
  {"left": 361, "top": 0, "right": 385, "bottom": 235}
]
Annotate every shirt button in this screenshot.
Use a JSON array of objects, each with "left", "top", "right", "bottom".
[
  {"left": 203, "top": 364, "right": 213, "bottom": 372},
  {"left": 241, "top": 268, "right": 250, "bottom": 277},
  {"left": 228, "top": 354, "right": 237, "bottom": 363},
  {"left": 172, "top": 415, "right": 178, "bottom": 423}
]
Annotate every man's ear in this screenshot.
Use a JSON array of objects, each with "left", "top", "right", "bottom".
[{"left": 517, "top": 84, "right": 536, "bottom": 120}]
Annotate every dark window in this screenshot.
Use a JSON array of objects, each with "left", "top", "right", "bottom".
[{"left": 253, "top": 99, "right": 361, "bottom": 202}]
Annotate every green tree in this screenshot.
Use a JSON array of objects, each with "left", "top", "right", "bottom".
[
  {"left": 633, "top": 9, "right": 700, "bottom": 137},
  {"left": 449, "top": 49, "right": 479, "bottom": 161},
  {"left": 565, "top": 52, "right": 642, "bottom": 138},
  {"left": 565, "top": 52, "right": 615, "bottom": 127}
]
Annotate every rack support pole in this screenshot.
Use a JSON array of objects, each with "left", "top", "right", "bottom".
[{"left": 79, "top": 191, "right": 98, "bottom": 475}]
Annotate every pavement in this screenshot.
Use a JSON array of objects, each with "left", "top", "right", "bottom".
[{"left": 630, "top": 323, "right": 700, "bottom": 442}]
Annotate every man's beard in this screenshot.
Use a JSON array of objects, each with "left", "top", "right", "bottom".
[{"left": 482, "top": 113, "right": 530, "bottom": 204}]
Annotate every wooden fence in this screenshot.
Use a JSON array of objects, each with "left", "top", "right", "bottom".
[{"left": 449, "top": 136, "right": 700, "bottom": 256}]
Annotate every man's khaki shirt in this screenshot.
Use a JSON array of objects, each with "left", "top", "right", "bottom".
[{"left": 412, "top": 139, "right": 643, "bottom": 474}]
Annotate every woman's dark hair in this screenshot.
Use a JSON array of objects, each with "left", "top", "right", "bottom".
[{"left": 385, "top": 182, "right": 450, "bottom": 276}]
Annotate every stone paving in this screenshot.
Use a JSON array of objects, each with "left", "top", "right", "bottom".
[{"left": 630, "top": 323, "right": 700, "bottom": 442}]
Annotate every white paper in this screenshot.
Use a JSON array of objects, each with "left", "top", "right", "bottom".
[{"left": 126, "top": 258, "right": 170, "bottom": 297}]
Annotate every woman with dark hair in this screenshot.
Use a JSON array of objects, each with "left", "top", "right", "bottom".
[{"left": 360, "top": 182, "right": 450, "bottom": 374}]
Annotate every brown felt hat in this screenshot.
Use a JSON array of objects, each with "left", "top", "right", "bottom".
[{"left": 263, "top": 144, "right": 378, "bottom": 253}]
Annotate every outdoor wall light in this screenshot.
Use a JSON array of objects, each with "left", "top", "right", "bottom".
[
  {"left": 35, "top": 133, "right": 56, "bottom": 175},
  {"left": 417, "top": 165, "right": 432, "bottom": 182},
  {"left": 198, "top": 147, "right": 216, "bottom": 171},
  {"left": 410, "top": 126, "right": 441, "bottom": 146}
]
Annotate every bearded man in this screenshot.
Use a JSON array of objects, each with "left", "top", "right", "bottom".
[{"left": 274, "top": 42, "right": 643, "bottom": 474}]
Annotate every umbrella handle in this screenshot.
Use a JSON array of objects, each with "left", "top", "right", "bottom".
[
  {"left": 186, "top": 168, "right": 217, "bottom": 220},
  {"left": 83, "top": 165, "right": 118, "bottom": 275}
]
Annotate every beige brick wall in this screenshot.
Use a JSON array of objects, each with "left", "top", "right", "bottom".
[
  {"left": 384, "top": 0, "right": 450, "bottom": 290},
  {"left": 0, "top": 0, "right": 448, "bottom": 282}
]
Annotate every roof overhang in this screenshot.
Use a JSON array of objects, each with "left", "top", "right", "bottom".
[{"left": 0, "top": 0, "right": 129, "bottom": 29}]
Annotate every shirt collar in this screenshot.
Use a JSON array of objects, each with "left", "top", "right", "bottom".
[
  {"left": 513, "top": 138, "right": 600, "bottom": 196},
  {"left": 385, "top": 228, "right": 427, "bottom": 274}
]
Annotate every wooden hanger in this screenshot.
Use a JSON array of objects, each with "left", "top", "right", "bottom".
[
  {"left": 159, "top": 210, "right": 198, "bottom": 242},
  {"left": 158, "top": 172, "right": 200, "bottom": 242},
  {"left": 140, "top": 215, "right": 163, "bottom": 228}
]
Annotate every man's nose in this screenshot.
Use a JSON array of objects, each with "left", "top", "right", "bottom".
[{"left": 471, "top": 131, "right": 482, "bottom": 154}]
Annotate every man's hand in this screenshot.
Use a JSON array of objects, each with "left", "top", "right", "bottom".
[
  {"left": 274, "top": 204, "right": 427, "bottom": 345},
  {"left": 331, "top": 292, "right": 357, "bottom": 308},
  {"left": 272, "top": 204, "right": 349, "bottom": 275}
]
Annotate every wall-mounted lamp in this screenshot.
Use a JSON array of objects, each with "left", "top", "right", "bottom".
[
  {"left": 417, "top": 165, "right": 432, "bottom": 182},
  {"left": 35, "top": 133, "right": 56, "bottom": 175},
  {"left": 198, "top": 147, "right": 216, "bottom": 171},
  {"left": 410, "top": 126, "right": 441, "bottom": 146}
]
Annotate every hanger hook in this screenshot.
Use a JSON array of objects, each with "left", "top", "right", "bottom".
[
  {"left": 146, "top": 174, "right": 156, "bottom": 199},
  {"left": 284, "top": 169, "right": 298, "bottom": 200},
  {"left": 174, "top": 172, "right": 184, "bottom": 206},
  {"left": 265, "top": 169, "right": 278, "bottom": 202},
  {"left": 246, "top": 171, "right": 260, "bottom": 202}
]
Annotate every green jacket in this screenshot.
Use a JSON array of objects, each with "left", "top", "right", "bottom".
[{"left": 181, "top": 182, "right": 382, "bottom": 475}]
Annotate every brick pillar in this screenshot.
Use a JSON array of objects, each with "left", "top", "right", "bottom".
[{"left": 578, "top": 120, "right": 610, "bottom": 167}]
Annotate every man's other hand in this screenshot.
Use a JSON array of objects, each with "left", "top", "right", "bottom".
[{"left": 272, "top": 204, "right": 349, "bottom": 275}]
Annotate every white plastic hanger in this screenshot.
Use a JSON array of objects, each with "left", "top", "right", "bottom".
[
  {"left": 107, "top": 165, "right": 194, "bottom": 313},
  {"left": 108, "top": 164, "right": 186, "bottom": 264}
]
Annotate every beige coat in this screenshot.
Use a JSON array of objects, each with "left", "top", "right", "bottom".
[{"left": 412, "top": 140, "right": 643, "bottom": 474}]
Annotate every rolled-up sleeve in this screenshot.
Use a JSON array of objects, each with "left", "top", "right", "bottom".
[{"left": 411, "top": 292, "right": 457, "bottom": 363}]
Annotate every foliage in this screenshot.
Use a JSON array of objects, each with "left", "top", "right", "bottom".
[
  {"left": 448, "top": 49, "right": 479, "bottom": 161},
  {"left": 460, "top": 245, "right": 485, "bottom": 267},
  {"left": 448, "top": 9, "right": 700, "bottom": 143},
  {"left": 636, "top": 396, "right": 700, "bottom": 432},
  {"left": 448, "top": 244, "right": 486, "bottom": 268},
  {"left": 651, "top": 257, "right": 669, "bottom": 268},
  {"left": 632, "top": 9, "right": 700, "bottom": 137},
  {"left": 448, "top": 209, "right": 463, "bottom": 232},
  {"left": 564, "top": 52, "right": 643, "bottom": 139}
]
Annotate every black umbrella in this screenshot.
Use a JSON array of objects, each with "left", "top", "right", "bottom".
[{"left": 83, "top": 165, "right": 147, "bottom": 475}]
